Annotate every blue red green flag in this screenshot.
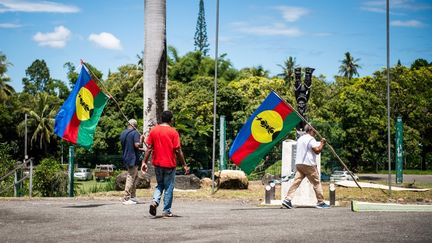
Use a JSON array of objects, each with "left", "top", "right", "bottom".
[
  {"left": 54, "top": 67, "right": 109, "bottom": 149},
  {"left": 229, "top": 91, "right": 301, "bottom": 174}
]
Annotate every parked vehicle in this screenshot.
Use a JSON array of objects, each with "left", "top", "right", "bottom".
[
  {"left": 94, "top": 164, "right": 114, "bottom": 182},
  {"left": 321, "top": 172, "right": 331, "bottom": 182},
  {"left": 331, "top": 170, "right": 359, "bottom": 181},
  {"left": 74, "top": 168, "right": 93, "bottom": 181}
]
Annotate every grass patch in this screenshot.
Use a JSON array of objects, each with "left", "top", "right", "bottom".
[{"left": 74, "top": 178, "right": 116, "bottom": 196}]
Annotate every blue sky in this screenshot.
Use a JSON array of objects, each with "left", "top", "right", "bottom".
[{"left": 1, "top": 0, "right": 431, "bottom": 92}]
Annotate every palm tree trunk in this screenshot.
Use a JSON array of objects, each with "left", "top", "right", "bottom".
[{"left": 143, "top": 0, "right": 167, "bottom": 135}]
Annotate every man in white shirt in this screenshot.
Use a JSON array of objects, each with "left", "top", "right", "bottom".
[{"left": 282, "top": 124, "right": 330, "bottom": 209}]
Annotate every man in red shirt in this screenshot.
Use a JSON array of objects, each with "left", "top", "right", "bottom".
[{"left": 141, "top": 110, "right": 189, "bottom": 217}]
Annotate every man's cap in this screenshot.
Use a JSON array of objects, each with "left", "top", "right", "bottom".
[
  {"left": 304, "top": 124, "right": 313, "bottom": 132},
  {"left": 128, "top": 119, "right": 137, "bottom": 128}
]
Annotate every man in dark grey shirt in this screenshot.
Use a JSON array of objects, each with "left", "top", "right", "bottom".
[{"left": 120, "top": 119, "right": 143, "bottom": 205}]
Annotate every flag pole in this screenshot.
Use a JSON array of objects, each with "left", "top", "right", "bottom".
[
  {"left": 211, "top": 0, "right": 220, "bottom": 194},
  {"left": 386, "top": 0, "right": 392, "bottom": 196},
  {"left": 272, "top": 90, "right": 362, "bottom": 189}
]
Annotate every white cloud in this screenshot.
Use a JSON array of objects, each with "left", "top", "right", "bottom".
[
  {"left": 88, "top": 32, "right": 122, "bottom": 50},
  {"left": 391, "top": 20, "right": 424, "bottom": 27},
  {"left": 33, "top": 25, "right": 71, "bottom": 48},
  {"left": 362, "top": 0, "right": 432, "bottom": 13},
  {"left": 0, "top": 0, "right": 79, "bottom": 13},
  {"left": 233, "top": 22, "right": 303, "bottom": 37},
  {"left": 0, "top": 23, "right": 21, "bottom": 28},
  {"left": 392, "top": 0, "right": 432, "bottom": 10},
  {"left": 275, "top": 6, "right": 309, "bottom": 22}
]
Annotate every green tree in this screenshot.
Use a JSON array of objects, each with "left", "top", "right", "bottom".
[
  {"left": 130, "top": 52, "right": 144, "bottom": 91},
  {"left": 22, "top": 59, "right": 53, "bottom": 95},
  {"left": 410, "top": 58, "right": 430, "bottom": 70},
  {"left": 388, "top": 64, "right": 432, "bottom": 170},
  {"left": 0, "top": 52, "right": 15, "bottom": 102},
  {"left": 228, "top": 75, "right": 293, "bottom": 133},
  {"left": 194, "top": 0, "right": 210, "bottom": 56},
  {"left": 0, "top": 98, "right": 19, "bottom": 143},
  {"left": 18, "top": 93, "right": 59, "bottom": 154},
  {"left": 278, "top": 56, "right": 297, "bottom": 87},
  {"left": 238, "top": 65, "right": 270, "bottom": 79},
  {"left": 0, "top": 143, "right": 16, "bottom": 196},
  {"left": 0, "top": 53, "right": 20, "bottom": 146},
  {"left": 168, "top": 45, "right": 180, "bottom": 66},
  {"left": 396, "top": 59, "right": 402, "bottom": 67},
  {"left": 104, "top": 64, "right": 144, "bottom": 144},
  {"left": 169, "top": 51, "right": 238, "bottom": 84},
  {"left": 22, "top": 59, "right": 69, "bottom": 98},
  {"left": 169, "top": 51, "right": 202, "bottom": 83},
  {"left": 169, "top": 76, "right": 243, "bottom": 168},
  {"left": 339, "top": 52, "right": 361, "bottom": 79},
  {"left": 328, "top": 76, "right": 387, "bottom": 171},
  {"left": 45, "top": 79, "right": 70, "bottom": 99},
  {"left": 64, "top": 61, "right": 103, "bottom": 89},
  {"left": 64, "top": 62, "right": 79, "bottom": 88}
]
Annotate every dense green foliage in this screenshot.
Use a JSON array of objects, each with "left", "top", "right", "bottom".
[
  {"left": 0, "top": 50, "right": 431, "bottom": 184},
  {"left": 33, "top": 157, "right": 68, "bottom": 197},
  {"left": 0, "top": 143, "right": 16, "bottom": 196}
]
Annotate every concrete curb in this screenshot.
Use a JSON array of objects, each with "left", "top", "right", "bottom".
[{"left": 351, "top": 200, "right": 432, "bottom": 212}]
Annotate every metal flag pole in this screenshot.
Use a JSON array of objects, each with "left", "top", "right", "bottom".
[
  {"left": 386, "top": 0, "right": 392, "bottom": 195},
  {"left": 273, "top": 91, "right": 362, "bottom": 190},
  {"left": 211, "top": 0, "right": 220, "bottom": 194}
]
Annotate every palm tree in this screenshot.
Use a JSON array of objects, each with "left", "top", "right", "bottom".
[
  {"left": 19, "top": 93, "right": 57, "bottom": 153},
  {"left": 339, "top": 52, "right": 361, "bottom": 79},
  {"left": 240, "top": 65, "right": 269, "bottom": 78},
  {"left": 137, "top": 51, "right": 144, "bottom": 67},
  {"left": 130, "top": 52, "right": 144, "bottom": 91},
  {"left": 143, "top": 0, "right": 168, "bottom": 134},
  {"left": 168, "top": 45, "right": 180, "bottom": 66},
  {"left": 0, "top": 52, "right": 15, "bottom": 102},
  {"left": 277, "top": 56, "right": 296, "bottom": 86}
]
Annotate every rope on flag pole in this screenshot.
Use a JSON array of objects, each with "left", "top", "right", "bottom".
[{"left": 273, "top": 90, "right": 362, "bottom": 190}]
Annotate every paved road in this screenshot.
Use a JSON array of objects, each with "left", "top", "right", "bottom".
[{"left": 1, "top": 198, "right": 431, "bottom": 243}]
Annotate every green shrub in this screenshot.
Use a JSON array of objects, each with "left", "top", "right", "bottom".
[
  {"left": 34, "top": 158, "right": 68, "bottom": 197},
  {"left": 104, "top": 170, "right": 122, "bottom": 191},
  {"left": 0, "top": 143, "right": 16, "bottom": 197}
]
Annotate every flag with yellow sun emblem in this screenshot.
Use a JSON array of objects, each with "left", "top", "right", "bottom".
[
  {"left": 229, "top": 91, "right": 301, "bottom": 174},
  {"left": 54, "top": 66, "right": 109, "bottom": 149}
]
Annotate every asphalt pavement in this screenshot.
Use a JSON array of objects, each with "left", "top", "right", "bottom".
[{"left": 1, "top": 198, "right": 431, "bottom": 242}]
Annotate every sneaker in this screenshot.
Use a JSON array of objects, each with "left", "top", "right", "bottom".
[
  {"left": 130, "top": 197, "right": 138, "bottom": 203},
  {"left": 149, "top": 202, "right": 158, "bottom": 216},
  {"left": 122, "top": 199, "right": 137, "bottom": 205},
  {"left": 282, "top": 199, "right": 293, "bottom": 209},
  {"left": 162, "top": 212, "right": 173, "bottom": 218},
  {"left": 316, "top": 202, "right": 330, "bottom": 209}
]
